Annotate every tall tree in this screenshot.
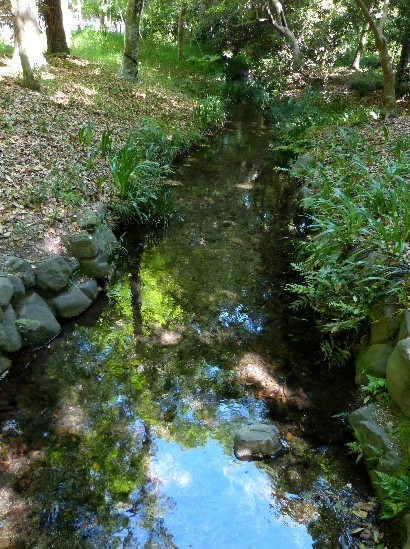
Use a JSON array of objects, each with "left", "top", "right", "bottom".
[
  {"left": 264, "top": 0, "right": 302, "bottom": 68},
  {"left": 10, "top": 0, "right": 47, "bottom": 89},
  {"left": 119, "top": 0, "right": 144, "bottom": 81},
  {"left": 354, "top": 0, "right": 396, "bottom": 115},
  {"left": 41, "top": 0, "right": 70, "bottom": 55},
  {"left": 351, "top": 20, "right": 369, "bottom": 70},
  {"left": 178, "top": 3, "right": 187, "bottom": 60}
]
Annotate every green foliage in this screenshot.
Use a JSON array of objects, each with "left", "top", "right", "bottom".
[
  {"left": 287, "top": 128, "right": 410, "bottom": 352},
  {"left": 375, "top": 470, "right": 410, "bottom": 518},
  {"left": 193, "top": 95, "right": 226, "bottom": 130},
  {"left": 349, "top": 72, "right": 384, "bottom": 97},
  {"left": 187, "top": 54, "right": 221, "bottom": 69},
  {"left": 78, "top": 121, "right": 95, "bottom": 147},
  {"left": 72, "top": 29, "right": 123, "bottom": 67},
  {"left": 266, "top": 88, "right": 377, "bottom": 158},
  {"left": 99, "top": 128, "right": 113, "bottom": 158},
  {"left": 360, "top": 375, "right": 388, "bottom": 404},
  {"left": 0, "top": 37, "right": 14, "bottom": 57}
]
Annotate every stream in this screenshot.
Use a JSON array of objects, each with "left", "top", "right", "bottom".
[{"left": 0, "top": 105, "right": 392, "bottom": 548}]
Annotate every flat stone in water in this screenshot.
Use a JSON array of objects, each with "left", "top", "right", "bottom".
[{"left": 234, "top": 422, "right": 283, "bottom": 461}]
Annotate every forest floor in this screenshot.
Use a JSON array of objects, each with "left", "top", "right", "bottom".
[
  {"left": 0, "top": 52, "right": 199, "bottom": 262},
  {"left": 0, "top": 51, "right": 409, "bottom": 264}
]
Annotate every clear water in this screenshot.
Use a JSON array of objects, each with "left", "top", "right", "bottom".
[{"left": 0, "top": 106, "right": 385, "bottom": 548}]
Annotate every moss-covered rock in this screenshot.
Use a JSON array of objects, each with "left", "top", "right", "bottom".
[
  {"left": 355, "top": 344, "right": 393, "bottom": 385},
  {"left": 386, "top": 337, "right": 410, "bottom": 417}
]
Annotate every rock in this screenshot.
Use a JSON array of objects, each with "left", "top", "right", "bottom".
[
  {"left": 355, "top": 344, "right": 393, "bottom": 384},
  {"left": 0, "top": 276, "right": 13, "bottom": 306},
  {"left": 290, "top": 154, "right": 316, "bottom": 179},
  {"left": 6, "top": 274, "right": 25, "bottom": 298},
  {"left": 14, "top": 292, "right": 61, "bottom": 348},
  {"left": 79, "top": 256, "right": 110, "bottom": 279},
  {"left": 0, "top": 255, "right": 35, "bottom": 288},
  {"left": 234, "top": 423, "right": 283, "bottom": 461},
  {"left": 50, "top": 285, "right": 92, "bottom": 318},
  {"left": 0, "top": 355, "right": 11, "bottom": 375},
  {"left": 370, "top": 303, "right": 400, "bottom": 344},
  {"left": 386, "top": 337, "right": 410, "bottom": 417},
  {"left": 64, "top": 256, "right": 80, "bottom": 273},
  {"left": 35, "top": 256, "right": 72, "bottom": 292},
  {"left": 77, "top": 208, "right": 102, "bottom": 230},
  {"left": 398, "top": 311, "right": 410, "bottom": 342},
  {"left": 95, "top": 201, "right": 107, "bottom": 220},
  {"left": 0, "top": 304, "right": 22, "bottom": 353},
  {"left": 65, "top": 233, "right": 98, "bottom": 259},
  {"left": 77, "top": 279, "right": 99, "bottom": 300},
  {"left": 93, "top": 224, "right": 118, "bottom": 260},
  {"left": 349, "top": 404, "right": 402, "bottom": 479},
  {"left": 403, "top": 514, "right": 410, "bottom": 549}
]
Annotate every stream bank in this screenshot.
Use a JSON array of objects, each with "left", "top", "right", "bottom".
[{"left": 0, "top": 104, "right": 400, "bottom": 548}]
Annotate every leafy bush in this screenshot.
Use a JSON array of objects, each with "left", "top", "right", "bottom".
[
  {"left": 108, "top": 129, "right": 174, "bottom": 227},
  {"left": 349, "top": 72, "right": 384, "bottom": 97},
  {"left": 265, "top": 88, "right": 377, "bottom": 157},
  {"left": 287, "top": 128, "right": 410, "bottom": 360}
]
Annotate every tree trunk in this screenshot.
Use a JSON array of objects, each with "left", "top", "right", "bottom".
[
  {"left": 41, "top": 0, "right": 70, "bottom": 56},
  {"left": 119, "top": 0, "right": 144, "bottom": 81},
  {"left": 178, "top": 4, "right": 187, "bottom": 60},
  {"left": 76, "top": 0, "right": 83, "bottom": 30},
  {"left": 10, "top": 0, "right": 46, "bottom": 89},
  {"left": 354, "top": 0, "right": 396, "bottom": 116},
  {"left": 396, "top": 18, "right": 410, "bottom": 84},
  {"left": 265, "top": 0, "right": 302, "bottom": 68},
  {"left": 351, "top": 20, "right": 369, "bottom": 70}
]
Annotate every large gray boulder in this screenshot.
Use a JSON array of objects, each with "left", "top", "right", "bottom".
[
  {"left": 355, "top": 344, "right": 393, "bottom": 385},
  {"left": 234, "top": 423, "right": 283, "bottom": 461},
  {"left": 0, "top": 255, "right": 35, "bottom": 288},
  {"left": 370, "top": 303, "right": 400, "bottom": 344},
  {"left": 349, "top": 404, "right": 402, "bottom": 481},
  {"left": 65, "top": 233, "right": 98, "bottom": 259},
  {"left": 93, "top": 225, "right": 118, "bottom": 260},
  {"left": 386, "top": 337, "right": 410, "bottom": 417},
  {"left": 0, "top": 276, "right": 13, "bottom": 306},
  {"left": 398, "top": 311, "right": 410, "bottom": 342},
  {"left": 6, "top": 274, "right": 25, "bottom": 298},
  {"left": 0, "top": 355, "right": 11, "bottom": 375},
  {"left": 0, "top": 304, "right": 22, "bottom": 353},
  {"left": 50, "top": 285, "right": 92, "bottom": 318},
  {"left": 35, "top": 256, "right": 72, "bottom": 292},
  {"left": 77, "top": 279, "right": 99, "bottom": 301},
  {"left": 79, "top": 256, "right": 110, "bottom": 279},
  {"left": 14, "top": 292, "right": 61, "bottom": 348}
]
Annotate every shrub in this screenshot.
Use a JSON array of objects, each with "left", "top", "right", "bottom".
[
  {"left": 287, "top": 128, "right": 410, "bottom": 362},
  {"left": 349, "top": 72, "right": 384, "bottom": 97}
]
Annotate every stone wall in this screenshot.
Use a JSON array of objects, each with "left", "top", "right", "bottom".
[
  {"left": 350, "top": 304, "right": 410, "bottom": 548},
  {"left": 0, "top": 206, "right": 118, "bottom": 376}
]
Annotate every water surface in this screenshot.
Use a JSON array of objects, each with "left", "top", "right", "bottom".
[{"left": 0, "top": 106, "right": 383, "bottom": 548}]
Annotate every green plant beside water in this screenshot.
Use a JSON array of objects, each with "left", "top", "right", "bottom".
[
  {"left": 193, "top": 95, "right": 226, "bottom": 130},
  {"left": 287, "top": 128, "right": 410, "bottom": 362}
]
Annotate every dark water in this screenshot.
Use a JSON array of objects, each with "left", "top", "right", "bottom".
[{"left": 0, "top": 106, "right": 388, "bottom": 548}]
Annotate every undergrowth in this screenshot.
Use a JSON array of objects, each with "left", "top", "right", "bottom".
[{"left": 287, "top": 126, "right": 410, "bottom": 362}]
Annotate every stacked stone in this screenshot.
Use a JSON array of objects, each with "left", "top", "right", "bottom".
[{"left": 0, "top": 207, "right": 118, "bottom": 376}]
